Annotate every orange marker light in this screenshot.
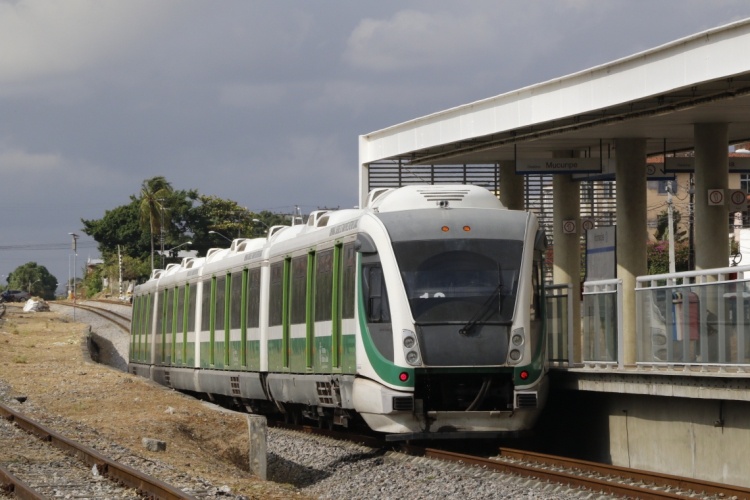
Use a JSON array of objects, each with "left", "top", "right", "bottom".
[
  {"left": 463, "top": 226, "right": 471, "bottom": 232},
  {"left": 520, "top": 370, "right": 529, "bottom": 380},
  {"left": 399, "top": 372, "right": 409, "bottom": 382},
  {"left": 441, "top": 226, "right": 450, "bottom": 232}
]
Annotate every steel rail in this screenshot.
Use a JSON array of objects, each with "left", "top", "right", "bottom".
[
  {"left": 54, "top": 301, "right": 130, "bottom": 332},
  {"left": 0, "top": 462, "right": 44, "bottom": 500},
  {"left": 496, "top": 447, "right": 750, "bottom": 500},
  {"left": 268, "top": 419, "right": 746, "bottom": 499},
  {"left": 72, "top": 301, "right": 132, "bottom": 323},
  {"left": 89, "top": 298, "right": 132, "bottom": 308},
  {"left": 0, "top": 402, "right": 197, "bottom": 500}
]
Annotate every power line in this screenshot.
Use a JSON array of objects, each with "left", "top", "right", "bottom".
[{"left": 0, "top": 242, "right": 97, "bottom": 251}]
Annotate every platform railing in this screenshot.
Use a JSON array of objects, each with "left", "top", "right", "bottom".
[
  {"left": 546, "top": 283, "right": 574, "bottom": 366},
  {"left": 582, "top": 279, "right": 624, "bottom": 369},
  {"left": 635, "top": 266, "right": 750, "bottom": 369}
]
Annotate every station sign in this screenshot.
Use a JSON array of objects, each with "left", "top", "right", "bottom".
[
  {"left": 586, "top": 226, "right": 616, "bottom": 281},
  {"left": 664, "top": 157, "right": 750, "bottom": 173},
  {"left": 516, "top": 157, "right": 602, "bottom": 174},
  {"left": 572, "top": 158, "right": 675, "bottom": 181}
]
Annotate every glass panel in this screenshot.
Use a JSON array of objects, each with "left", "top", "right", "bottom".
[
  {"left": 269, "top": 262, "right": 284, "bottom": 326},
  {"left": 215, "top": 276, "right": 226, "bottom": 331},
  {"left": 247, "top": 269, "right": 261, "bottom": 328},
  {"left": 291, "top": 257, "right": 308, "bottom": 325},
  {"left": 155, "top": 291, "right": 164, "bottom": 335},
  {"left": 362, "top": 264, "right": 391, "bottom": 323},
  {"left": 583, "top": 292, "right": 617, "bottom": 362},
  {"left": 201, "top": 279, "right": 212, "bottom": 332},
  {"left": 342, "top": 243, "right": 356, "bottom": 319},
  {"left": 187, "top": 284, "right": 196, "bottom": 333},
  {"left": 315, "top": 250, "right": 333, "bottom": 322},
  {"left": 165, "top": 289, "right": 174, "bottom": 334},
  {"left": 391, "top": 239, "right": 523, "bottom": 324},
  {"left": 230, "top": 272, "right": 243, "bottom": 329},
  {"left": 546, "top": 292, "right": 569, "bottom": 362},
  {"left": 176, "top": 287, "right": 185, "bottom": 333}
]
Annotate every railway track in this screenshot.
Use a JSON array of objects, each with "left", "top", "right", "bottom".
[
  {"left": 53, "top": 301, "right": 131, "bottom": 332},
  {"left": 267, "top": 419, "right": 750, "bottom": 500},
  {"left": 0, "top": 402, "right": 196, "bottom": 500}
]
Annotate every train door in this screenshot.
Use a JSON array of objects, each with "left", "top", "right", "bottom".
[
  {"left": 246, "top": 268, "right": 261, "bottom": 370},
  {"left": 341, "top": 243, "right": 357, "bottom": 373},
  {"left": 155, "top": 290, "right": 164, "bottom": 364},
  {"left": 200, "top": 278, "right": 211, "bottom": 368},
  {"left": 130, "top": 295, "right": 139, "bottom": 362},
  {"left": 282, "top": 257, "right": 292, "bottom": 369},
  {"left": 174, "top": 285, "right": 185, "bottom": 365},
  {"left": 144, "top": 292, "right": 153, "bottom": 363},
  {"left": 185, "top": 283, "right": 196, "bottom": 367},
  {"left": 290, "top": 256, "right": 308, "bottom": 373},
  {"left": 229, "top": 270, "right": 244, "bottom": 369},
  {"left": 268, "top": 261, "right": 285, "bottom": 371},
  {"left": 164, "top": 287, "right": 174, "bottom": 365},
  {"left": 314, "top": 249, "right": 333, "bottom": 373},
  {"left": 211, "top": 274, "right": 228, "bottom": 369}
]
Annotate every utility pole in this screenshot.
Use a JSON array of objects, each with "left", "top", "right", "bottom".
[
  {"left": 688, "top": 174, "right": 695, "bottom": 270},
  {"left": 118, "top": 245, "right": 123, "bottom": 298},
  {"left": 69, "top": 233, "right": 79, "bottom": 321},
  {"left": 160, "top": 203, "right": 165, "bottom": 269},
  {"left": 667, "top": 181, "right": 676, "bottom": 274}
]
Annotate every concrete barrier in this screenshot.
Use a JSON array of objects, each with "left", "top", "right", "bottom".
[{"left": 246, "top": 414, "right": 267, "bottom": 480}]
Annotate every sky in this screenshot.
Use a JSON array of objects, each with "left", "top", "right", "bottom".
[{"left": 1, "top": 0, "right": 750, "bottom": 292}]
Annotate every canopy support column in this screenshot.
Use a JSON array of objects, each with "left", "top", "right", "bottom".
[{"left": 694, "top": 123, "right": 729, "bottom": 271}]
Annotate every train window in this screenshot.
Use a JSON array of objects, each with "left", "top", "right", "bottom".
[
  {"left": 230, "top": 271, "right": 243, "bottom": 329},
  {"left": 342, "top": 243, "right": 356, "bottom": 319},
  {"left": 362, "top": 264, "right": 391, "bottom": 323},
  {"left": 155, "top": 290, "right": 164, "bottom": 335},
  {"left": 201, "top": 279, "right": 211, "bottom": 332},
  {"left": 176, "top": 286, "right": 185, "bottom": 334},
  {"left": 269, "top": 262, "right": 284, "bottom": 326},
  {"left": 165, "top": 288, "right": 174, "bottom": 334},
  {"left": 316, "top": 250, "right": 333, "bottom": 322},
  {"left": 291, "top": 256, "right": 308, "bottom": 325},
  {"left": 146, "top": 293, "right": 154, "bottom": 338},
  {"left": 187, "top": 284, "right": 196, "bottom": 333},
  {"left": 247, "top": 268, "right": 261, "bottom": 328},
  {"left": 215, "top": 275, "right": 226, "bottom": 332}
]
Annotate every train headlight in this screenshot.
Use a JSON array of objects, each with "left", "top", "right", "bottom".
[
  {"left": 509, "top": 349, "right": 521, "bottom": 361},
  {"left": 512, "top": 335, "right": 523, "bottom": 346},
  {"left": 403, "top": 336, "right": 416, "bottom": 348},
  {"left": 402, "top": 330, "right": 422, "bottom": 366},
  {"left": 406, "top": 351, "right": 420, "bottom": 364}
]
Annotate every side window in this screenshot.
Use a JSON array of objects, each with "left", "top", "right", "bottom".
[
  {"left": 165, "top": 288, "right": 174, "bottom": 334},
  {"left": 187, "top": 284, "right": 196, "bottom": 334},
  {"left": 291, "top": 256, "right": 308, "bottom": 325},
  {"left": 155, "top": 290, "right": 164, "bottom": 334},
  {"left": 176, "top": 286, "right": 185, "bottom": 333},
  {"left": 315, "top": 250, "right": 333, "bottom": 321},
  {"left": 363, "top": 264, "right": 391, "bottom": 323},
  {"left": 247, "top": 268, "right": 261, "bottom": 328},
  {"left": 342, "top": 243, "right": 356, "bottom": 319},
  {"left": 215, "top": 275, "right": 226, "bottom": 331},
  {"left": 201, "top": 279, "right": 212, "bottom": 332},
  {"left": 269, "top": 262, "right": 284, "bottom": 326},
  {"left": 146, "top": 293, "right": 154, "bottom": 335},
  {"left": 530, "top": 262, "right": 540, "bottom": 321},
  {"left": 230, "top": 271, "right": 243, "bottom": 329}
]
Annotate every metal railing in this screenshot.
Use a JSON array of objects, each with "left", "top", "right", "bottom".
[
  {"left": 635, "top": 266, "right": 750, "bottom": 369},
  {"left": 546, "top": 283, "right": 574, "bottom": 365},
  {"left": 582, "top": 279, "right": 624, "bottom": 369}
]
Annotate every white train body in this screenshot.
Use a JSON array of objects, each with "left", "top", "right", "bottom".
[{"left": 129, "top": 184, "right": 548, "bottom": 439}]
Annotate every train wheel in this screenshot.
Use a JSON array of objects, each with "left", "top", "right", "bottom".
[
  {"left": 283, "top": 412, "right": 292, "bottom": 424},
  {"left": 291, "top": 410, "right": 302, "bottom": 425}
]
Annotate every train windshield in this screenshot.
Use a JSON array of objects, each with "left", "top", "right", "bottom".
[{"left": 392, "top": 239, "right": 523, "bottom": 324}]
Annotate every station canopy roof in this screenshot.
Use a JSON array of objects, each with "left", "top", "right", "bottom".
[{"left": 360, "top": 18, "right": 750, "bottom": 166}]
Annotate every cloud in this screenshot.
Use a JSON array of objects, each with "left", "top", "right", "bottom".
[
  {"left": 0, "top": 0, "right": 175, "bottom": 85},
  {"left": 343, "top": 10, "right": 496, "bottom": 72},
  {"left": 218, "top": 83, "right": 287, "bottom": 109}
]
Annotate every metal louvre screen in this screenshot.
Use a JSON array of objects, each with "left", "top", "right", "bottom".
[{"left": 367, "top": 165, "right": 617, "bottom": 283}]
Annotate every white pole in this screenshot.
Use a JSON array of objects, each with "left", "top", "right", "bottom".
[
  {"left": 118, "top": 245, "right": 123, "bottom": 297},
  {"left": 667, "top": 181, "right": 676, "bottom": 274}
]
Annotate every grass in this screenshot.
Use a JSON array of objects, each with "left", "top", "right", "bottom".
[{"left": 12, "top": 356, "right": 27, "bottom": 364}]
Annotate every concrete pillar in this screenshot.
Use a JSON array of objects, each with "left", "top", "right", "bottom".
[
  {"left": 498, "top": 160, "right": 524, "bottom": 210},
  {"left": 552, "top": 151, "right": 581, "bottom": 363},
  {"left": 247, "top": 414, "right": 267, "bottom": 479},
  {"left": 614, "top": 138, "right": 647, "bottom": 366},
  {"left": 694, "top": 123, "right": 729, "bottom": 270}
]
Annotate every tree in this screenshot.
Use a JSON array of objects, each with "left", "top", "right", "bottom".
[
  {"left": 185, "top": 195, "right": 257, "bottom": 256},
  {"left": 6, "top": 262, "right": 58, "bottom": 299},
  {"left": 139, "top": 176, "right": 173, "bottom": 271},
  {"left": 654, "top": 209, "right": 687, "bottom": 242}
]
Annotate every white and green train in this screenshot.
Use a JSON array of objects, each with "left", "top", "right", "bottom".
[{"left": 128, "top": 184, "right": 548, "bottom": 440}]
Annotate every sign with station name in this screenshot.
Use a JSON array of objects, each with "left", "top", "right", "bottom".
[
  {"left": 516, "top": 157, "right": 603, "bottom": 174},
  {"left": 664, "top": 157, "right": 750, "bottom": 173}
]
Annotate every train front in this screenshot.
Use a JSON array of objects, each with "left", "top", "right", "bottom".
[{"left": 353, "top": 185, "right": 548, "bottom": 440}]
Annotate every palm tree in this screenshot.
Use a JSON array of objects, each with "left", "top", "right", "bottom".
[{"left": 139, "top": 177, "right": 173, "bottom": 271}]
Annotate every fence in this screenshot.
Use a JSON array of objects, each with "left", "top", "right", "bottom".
[
  {"left": 635, "top": 266, "right": 750, "bottom": 369},
  {"left": 582, "top": 279, "right": 624, "bottom": 369},
  {"left": 546, "top": 284, "right": 574, "bottom": 365}
]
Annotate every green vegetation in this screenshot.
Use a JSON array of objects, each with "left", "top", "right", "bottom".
[
  {"left": 654, "top": 208, "right": 687, "bottom": 242},
  {"left": 6, "top": 262, "right": 58, "bottom": 299},
  {"left": 81, "top": 176, "right": 292, "bottom": 284}
]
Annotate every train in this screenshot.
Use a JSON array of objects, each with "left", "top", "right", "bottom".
[{"left": 128, "top": 184, "right": 549, "bottom": 440}]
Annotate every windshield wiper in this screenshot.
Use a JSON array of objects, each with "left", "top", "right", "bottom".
[{"left": 459, "top": 284, "right": 503, "bottom": 336}]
